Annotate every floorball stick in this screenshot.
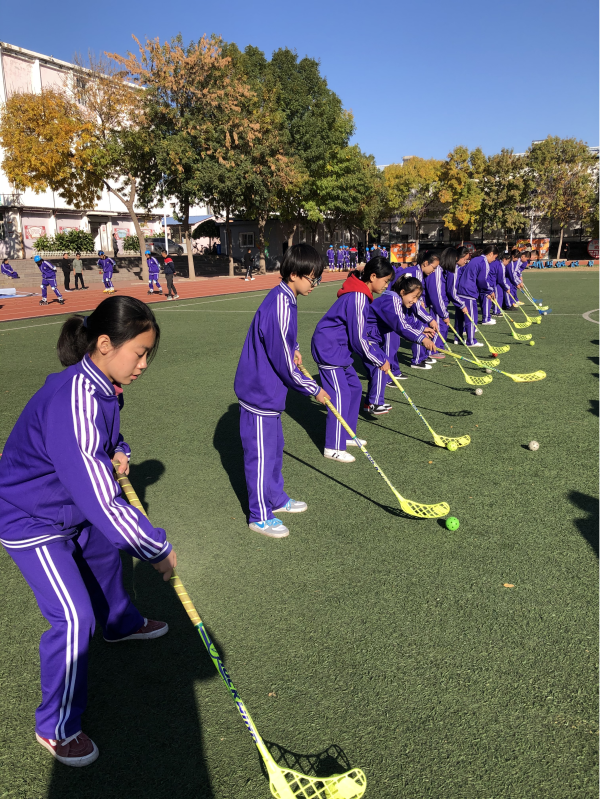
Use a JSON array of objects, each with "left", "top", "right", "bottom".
[
  {"left": 504, "top": 290, "right": 540, "bottom": 326},
  {"left": 113, "top": 468, "right": 367, "bottom": 799},
  {"left": 520, "top": 284, "right": 549, "bottom": 312},
  {"left": 490, "top": 298, "right": 533, "bottom": 341},
  {"left": 298, "top": 366, "right": 450, "bottom": 519},
  {"left": 436, "top": 330, "right": 493, "bottom": 386},
  {"left": 446, "top": 319, "right": 487, "bottom": 364},
  {"left": 436, "top": 348, "right": 546, "bottom": 383},
  {"left": 386, "top": 371, "right": 470, "bottom": 449}
]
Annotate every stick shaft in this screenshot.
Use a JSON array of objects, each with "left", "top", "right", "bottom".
[
  {"left": 113, "top": 469, "right": 269, "bottom": 757},
  {"left": 506, "top": 289, "right": 531, "bottom": 321},
  {"left": 387, "top": 372, "right": 437, "bottom": 439},
  {"left": 298, "top": 365, "right": 406, "bottom": 503}
]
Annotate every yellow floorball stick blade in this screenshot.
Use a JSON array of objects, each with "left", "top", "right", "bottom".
[
  {"left": 464, "top": 373, "right": 493, "bottom": 386},
  {"left": 269, "top": 764, "right": 367, "bottom": 799},
  {"left": 507, "top": 370, "right": 547, "bottom": 383},
  {"left": 512, "top": 319, "right": 532, "bottom": 329},
  {"left": 398, "top": 493, "right": 450, "bottom": 519},
  {"left": 512, "top": 330, "right": 532, "bottom": 341},
  {"left": 489, "top": 344, "right": 511, "bottom": 354},
  {"left": 433, "top": 434, "right": 471, "bottom": 449}
]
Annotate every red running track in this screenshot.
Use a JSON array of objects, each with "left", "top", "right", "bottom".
[{"left": 0, "top": 272, "right": 347, "bottom": 324}]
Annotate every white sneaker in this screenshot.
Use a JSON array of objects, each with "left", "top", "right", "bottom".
[
  {"left": 481, "top": 320, "right": 496, "bottom": 325},
  {"left": 273, "top": 499, "right": 307, "bottom": 513},
  {"left": 324, "top": 448, "right": 355, "bottom": 463},
  {"left": 469, "top": 342, "right": 484, "bottom": 347},
  {"left": 244, "top": 278, "right": 249, "bottom": 281},
  {"left": 410, "top": 362, "right": 432, "bottom": 369},
  {"left": 346, "top": 438, "right": 367, "bottom": 447},
  {"left": 249, "top": 518, "right": 290, "bottom": 537}
]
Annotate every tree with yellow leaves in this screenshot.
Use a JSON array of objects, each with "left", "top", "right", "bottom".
[
  {"left": 438, "top": 146, "right": 485, "bottom": 242},
  {"left": 384, "top": 157, "right": 443, "bottom": 244}
]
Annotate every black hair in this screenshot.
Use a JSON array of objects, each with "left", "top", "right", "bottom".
[
  {"left": 501, "top": 252, "right": 511, "bottom": 260},
  {"left": 57, "top": 295, "right": 161, "bottom": 367},
  {"left": 439, "top": 247, "right": 458, "bottom": 274},
  {"left": 279, "top": 243, "right": 324, "bottom": 282},
  {"left": 416, "top": 249, "right": 440, "bottom": 266},
  {"left": 75, "top": 252, "right": 81, "bottom": 256},
  {"left": 455, "top": 246, "right": 471, "bottom": 261},
  {"left": 521, "top": 250, "right": 531, "bottom": 258},
  {"left": 392, "top": 275, "right": 423, "bottom": 296},
  {"left": 360, "top": 256, "right": 394, "bottom": 282},
  {"left": 482, "top": 245, "right": 499, "bottom": 257},
  {"left": 510, "top": 248, "right": 520, "bottom": 259}
]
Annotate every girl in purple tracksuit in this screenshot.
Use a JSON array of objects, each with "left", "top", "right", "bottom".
[
  {"left": 444, "top": 246, "right": 470, "bottom": 332},
  {"left": 0, "top": 296, "right": 176, "bottom": 768},
  {"left": 234, "top": 245, "right": 329, "bottom": 539},
  {"left": 34, "top": 255, "right": 64, "bottom": 306},
  {"left": 423, "top": 251, "right": 452, "bottom": 354},
  {"left": 327, "top": 245, "right": 335, "bottom": 271},
  {"left": 399, "top": 251, "right": 440, "bottom": 369},
  {"left": 311, "top": 257, "right": 391, "bottom": 463},
  {"left": 97, "top": 251, "right": 116, "bottom": 293},
  {"left": 145, "top": 251, "right": 163, "bottom": 294},
  {"left": 504, "top": 248, "right": 522, "bottom": 308},
  {"left": 1, "top": 258, "right": 19, "bottom": 278},
  {"left": 488, "top": 254, "right": 511, "bottom": 319},
  {"left": 364, "top": 275, "right": 436, "bottom": 413},
  {"left": 455, "top": 245, "right": 497, "bottom": 346}
]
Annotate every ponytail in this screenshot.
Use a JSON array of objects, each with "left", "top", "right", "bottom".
[{"left": 57, "top": 295, "right": 160, "bottom": 367}]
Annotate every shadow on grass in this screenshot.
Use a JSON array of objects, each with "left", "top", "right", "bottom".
[
  {"left": 283, "top": 450, "right": 429, "bottom": 521},
  {"left": 589, "top": 400, "right": 599, "bottom": 417},
  {"left": 213, "top": 403, "right": 249, "bottom": 519},
  {"left": 46, "top": 556, "right": 221, "bottom": 799},
  {"left": 126, "top": 459, "right": 165, "bottom": 513},
  {"left": 569, "top": 491, "right": 599, "bottom": 558},
  {"left": 285, "top": 389, "right": 328, "bottom": 454},
  {"left": 263, "top": 740, "right": 358, "bottom": 780}
]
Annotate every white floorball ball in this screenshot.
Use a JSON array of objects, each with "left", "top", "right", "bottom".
[
  {"left": 475, "top": 388, "right": 483, "bottom": 396},
  {"left": 485, "top": 368, "right": 492, "bottom": 374},
  {"left": 528, "top": 440, "right": 540, "bottom": 451}
]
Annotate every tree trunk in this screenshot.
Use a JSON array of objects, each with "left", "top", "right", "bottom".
[
  {"left": 257, "top": 213, "right": 267, "bottom": 274},
  {"left": 105, "top": 175, "right": 147, "bottom": 283},
  {"left": 287, "top": 221, "right": 297, "bottom": 248},
  {"left": 556, "top": 225, "right": 564, "bottom": 261},
  {"left": 226, "top": 207, "right": 234, "bottom": 277},
  {"left": 181, "top": 199, "right": 196, "bottom": 281}
]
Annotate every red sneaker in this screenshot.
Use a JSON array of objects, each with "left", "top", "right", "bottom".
[
  {"left": 104, "top": 618, "right": 169, "bottom": 642},
  {"left": 36, "top": 731, "right": 99, "bottom": 767}
]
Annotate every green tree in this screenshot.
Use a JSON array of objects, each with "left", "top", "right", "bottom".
[
  {"left": 384, "top": 157, "right": 443, "bottom": 243},
  {"left": 473, "top": 149, "right": 529, "bottom": 248},
  {"left": 438, "top": 146, "right": 485, "bottom": 242},
  {"left": 110, "top": 34, "right": 255, "bottom": 280},
  {"left": 526, "top": 136, "right": 598, "bottom": 259}
]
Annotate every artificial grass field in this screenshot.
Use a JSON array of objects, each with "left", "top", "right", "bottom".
[{"left": 0, "top": 271, "right": 597, "bottom": 799}]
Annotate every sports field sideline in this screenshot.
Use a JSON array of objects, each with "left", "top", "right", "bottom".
[{"left": 0, "top": 270, "right": 597, "bottom": 798}]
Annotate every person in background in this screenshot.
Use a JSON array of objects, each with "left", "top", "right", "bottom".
[
  {"left": 112, "top": 232, "right": 120, "bottom": 256},
  {"left": 145, "top": 250, "right": 162, "bottom": 295},
  {"left": 161, "top": 249, "right": 179, "bottom": 300},
  {"left": 327, "top": 244, "right": 336, "bottom": 271},
  {"left": 1, "top": 258, "right": 19, "bottom": 278},
  {"left": 97, "top": 251, "right": 116, "bottom": 294},
  {"left": 34, "top": 255, "right": 64, "bottom": 306},
  {"left": 61, "top": 253, "right": 72, "bottom": 292},
  {"left": 72, "top": 253, "right": 88, "bottom": 290},
  {"left": 243, "top": 248, "right": 255, "bottom": 281}
]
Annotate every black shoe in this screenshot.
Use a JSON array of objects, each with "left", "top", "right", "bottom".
[
  {"left": 58, "top": 299, "right": 65, "bottom": 305},
  {"left": 39, "top": 299, "right": 48, "bottom": 305},
  {"left": 364, "top": 403, "right": 389, "bottom": 415}
]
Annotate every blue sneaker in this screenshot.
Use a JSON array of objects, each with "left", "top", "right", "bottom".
[
  {"left": 273, "top": 499, "right": 308, "bottom": 513},
  {"left": 248, "top": 518, "right": 290, "bottom": 538}
]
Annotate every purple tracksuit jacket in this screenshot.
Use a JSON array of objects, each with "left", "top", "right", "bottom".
[
  {"left": 327, "top": 249, "right": 335, "bottom": 268},
  {"left": 234, "top": 281, "right": 320, "bottom": 522},
  {"left": 147, "top": 256, "right": 161, "bottom": 275},
  {"left": 38, "top": 260, "right": 58, "bottom": 281},
  {"left": 97, "top": 257, "right": 115, "bottom": 276},
  {"left": 311, "top": 276, "right": 385, "bottom": 450},
  {"left": 456, "top": 255, "right": 494, "bottom": 299},
  {"left": 0, "top": 355, "right": 170, "bottom": 739},
  {"left": 1, "top": 261, "right": 19, "bottom": 278}
]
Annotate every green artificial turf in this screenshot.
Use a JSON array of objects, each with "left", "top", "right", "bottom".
[{"left": 0, "top": 272, "right": 597, "bottom": 799}]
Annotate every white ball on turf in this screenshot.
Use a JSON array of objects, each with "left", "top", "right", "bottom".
[
  {"left": 538, "top": 302, "right": 543, "bottom": 307},
  {"left": 475, "top": 388, "right": 483, "bottom": 396},
  {"left": 485, "top": 368, "right": 492, "bottom": 374},
  {"left": 528, "top": 440, "right": 539, "bottom": 451}
]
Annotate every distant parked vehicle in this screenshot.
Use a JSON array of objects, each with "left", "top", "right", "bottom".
[{"left": 146, "top": 237, "right": 184, "bottom": 256}]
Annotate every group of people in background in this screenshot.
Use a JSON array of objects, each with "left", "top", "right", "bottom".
[{"left": 326, "top": 243, "right": 389, "bottom": 272}]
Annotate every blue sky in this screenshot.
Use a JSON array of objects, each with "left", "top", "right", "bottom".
[{"left": 4, "top": 0, "right": 598, "bottom": 164}]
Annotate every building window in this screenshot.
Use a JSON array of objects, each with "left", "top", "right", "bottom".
[{"left": 240, "top": 232, "right": 254, "bottom": 247}]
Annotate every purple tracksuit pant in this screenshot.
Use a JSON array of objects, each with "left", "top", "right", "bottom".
[
  {"left": 319, "top": 365, "right": 362, "bottom": 451},
  {"left": 149, "top": 274, "right": 162, "bottom": 290},
  {"left": 504, "top": 283, "right": 518, "bottom": 309},
  {"left": 239, "top": 406, "right": 290, "bottom": 523},
  {"left": 493, "top": 285, "right": 504, "bottom": 314},
  {"left": 6, "top": 526, "right": 143, "bottom": 740},
  {"left": 41, "top": 279, "right": 63, "bottom": 300},
  {"left": 365, "top": 331, "right": 400, "bottom": 405},
  {"left": 103, "top": 276, "right": 114, "bottom": 290},
  {"left": 478, "top": 292, "right": 492, "bottom": 323},
  {"left": 455, "top": 297, "right": 479, "bottom": 345}
]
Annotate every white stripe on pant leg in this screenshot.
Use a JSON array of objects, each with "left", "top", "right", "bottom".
[
  {"left": 256, "top": 416, "right": 267, "bottom": 521},
  {"left": 42, "top": 546, "right": 80, "bottom": 740},
  {"left": 36, "top": 548, "right": 76, "bottom": 741},
  {"left": 331, "top": 369, "right": 344, "bottom": 450},
  {"left": 376, "top": 367, "right": 383, "bottom": 405}
]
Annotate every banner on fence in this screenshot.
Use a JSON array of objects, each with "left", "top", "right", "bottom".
[
  {"left": 587, "top": 239, "right": 599, "bottom": 259},
  {"left": 516, "top": 238, "right": 550, "bottom": 258},
  {"left": 390, "top": 242, "right": 417, "bottom": 263}
]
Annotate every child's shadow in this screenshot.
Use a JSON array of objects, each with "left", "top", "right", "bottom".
[
  {"left": 46, "top": 463, "right": 221, "bottom": 799},
  {"left": 213, "top": 403, "right": 250, "bottom": 518}
]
